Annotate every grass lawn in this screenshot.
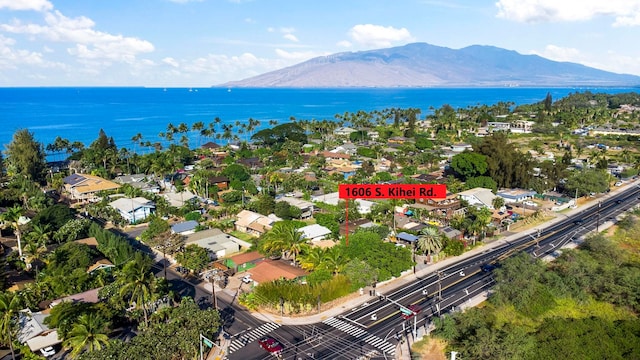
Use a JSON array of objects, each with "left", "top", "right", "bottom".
[{"left": 230, "top": 230, "right": 255, "bottom": 242}]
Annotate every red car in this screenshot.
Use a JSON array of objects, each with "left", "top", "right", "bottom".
[
  {"left": 258, "top": 336, "right": 284, "bottom": 354},
  {"left": 400, "top": 304, "right": 421, "bottom": 320}
]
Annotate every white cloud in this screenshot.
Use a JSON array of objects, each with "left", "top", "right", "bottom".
[
  {"left": 495, "top": 0, "right": 640, "bottom": 26},
  {"left": 0, "top": 34, "right": 62, "bottom": 70},
  {"left": 347, "top": 24, "right": 413, "bottom": 47},
  {"left": 0, "top": 0, "right": 53, "bottom": 12},
  {"left": 283, "top": 33, "right": 299, "bottom": 42},
  {"left": 162, "top": 57, "right": 180, "bottom": 67},
  {"left": 336, "top": 40, "right": 352, "bottom": 48},
  {"left": 530, "top": 44, "right": 582, "bottom": 63},
  {"left": 274, "top": 48, "right": 326, "bottom": 61},
  {"left": 1, "top": 10, "right": 154, "bottom": 63}
]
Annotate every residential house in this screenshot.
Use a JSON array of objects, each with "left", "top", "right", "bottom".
[
  {"left": 333, "top": 127, "right": 357, "bottom": 137},
  {"left": 413, "top": 193, "right": 463, "bottom": 219},
  {"left": 201, "top": 142, "right": 222, "bottom": 151},
  {"left": 396, "top": 232, "right": 419, "bottom": 245},
  {"left": 278, "top": 197, "right": 314, "bottom": 219},
  {"left": 63, "top": 173, "right": 120, "bottom": 201},
  {"left": 510, "top": 120, "right": 535, "bottom": 133},
  {"left": 333, "top": 142, "right": 358, "bottom": 155},
  {"left": 388, "top": 136, "right": 411, "bottom": 146},
  {"left": 49, "top": 287, "right": 102, "bottom": 308},
  {"left": 237, "top": 157, "right": 263, "bottom": 170},
  {"left": 339, "top": 219, "right": 375, "bottom": 236},
  {"left": 18, "top": 309, "right": 61, "bottom": 356},
  {"left": 439, "top": 226, "right": 463, "bottom": 240},
  {"left": 163, "top": 190, "right": 198, "bottom": 208},
  {"left": 321, "top": 150, "right": 351, "bottom": 161},
  {"left": 497, "top": 189, "right": 537, "bottom": 203},
  {"left": 248, "top": 260, "right": 308, "bottom": 285},
  {"left": 185, "top": 228, "right": 251, "bottom": 260},
  {"left": 109, "top": 197, "right": 155, "bottom": 223},
  {"left": 235, "top": 210, "right": 277, "bottom": 236},
  {"left": 312, "top": 192, "right": 374, "bottom": 214},
  {"left": 457, "top": 187, "right": 497, "bottom": 209},
  {"left": 298, "top": 224, "right": 332, "bottom": 242},
  {"left": 171, "top": 220, "right": 199, "bottom": 235},
  {"left": 224, "top": 251, "right": 265, "bottom": 272},
  {"left": 114, "top": 174, "right": 160, "bottom": 193},
  {"left": 208, "top": 176, "right": 230, "bottom": 190},
  {"left": 367, "top": 130, "right": 380, "bottom": 140}
]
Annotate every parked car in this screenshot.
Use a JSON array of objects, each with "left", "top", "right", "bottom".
[
  {"left": 258, "top": 336, "right": 284, "bottom": 354},
  {"left": 40, "top": 346, "right": 56, "bottom": 357},
  {"left": 242, "top": 274, "right": 253, "bottom": 284}
]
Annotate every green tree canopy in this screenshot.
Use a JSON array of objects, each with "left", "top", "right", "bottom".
[
  {"left": 3, "top": 129, "right": 47, "bottom": 183},
  {"left": 450, "top": 152, "right": 488, "bottom": 180}
]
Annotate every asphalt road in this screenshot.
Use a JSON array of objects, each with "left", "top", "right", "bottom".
[{"left": 227, "top": 184, "right": 640, "bottom": 360}]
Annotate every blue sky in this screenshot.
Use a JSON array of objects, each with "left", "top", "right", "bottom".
[{"left": 1, "top": 0, "right": 639, "bottom": 87}]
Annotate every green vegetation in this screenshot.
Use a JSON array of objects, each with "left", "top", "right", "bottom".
[{"left": 431, "top": 227, "right": 640, "bottom": 360}]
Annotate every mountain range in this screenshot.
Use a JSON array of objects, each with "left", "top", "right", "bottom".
[{"left": 220, "top": 42, "right": 640, "bottom": 88}]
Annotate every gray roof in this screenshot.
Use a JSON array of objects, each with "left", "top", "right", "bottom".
[
  {"left": 397, "top": 232, "right": 419, "bottom": 242},
  {"left": 171, "top": 220, "right": 199, "bottom": 233}
]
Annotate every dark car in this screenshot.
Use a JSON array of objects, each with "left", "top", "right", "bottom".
[
  {"left": 400, "top": 304, "right": 421, "bottom": 320},
  {"left": 573, "top": 219, "right": 584, "bottom": 225},
  {"left": 481, "top": 263, "right": 497, "bottom": 272},
  {"left": 259, "top": 336, "right": 284, "bottom": 354}
]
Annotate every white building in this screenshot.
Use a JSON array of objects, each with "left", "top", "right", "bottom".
[
  {"left": 298, "top": 224, "right": 332, "bottom": 242},
  {"left": 185, "top": 228, "right": 252, "bottom": 259},
  {"left": 109, "top": 197, "right": 155, "bottom": 224},
  {"left": 457, "top": 187, "right": 496, "bottom": 209}
]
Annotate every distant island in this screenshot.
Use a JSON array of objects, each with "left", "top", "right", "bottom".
[{"left": 220, "top": 42, "right": 640, "bottom": 88}]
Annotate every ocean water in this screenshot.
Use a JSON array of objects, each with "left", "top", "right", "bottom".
[{"left": 0, "top": 87, "right": 635, "bottom": 152}]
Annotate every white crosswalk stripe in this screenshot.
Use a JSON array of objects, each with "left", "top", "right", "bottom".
[
  {"left": 228, "top": 322, "right": 281, "bottom": 354},
  {"left": 322, "top": 317, "right": 395, "bottom": 355}
]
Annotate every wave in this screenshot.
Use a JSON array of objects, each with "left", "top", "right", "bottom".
[{"left": 29, "top": 123, "right": 78, "bottom": 130}]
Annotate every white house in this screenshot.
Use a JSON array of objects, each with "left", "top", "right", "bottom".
[
  {"left": 185, "top": 228, "right": 252, "bottom": 259},
  {"left": 298, "top": 224, "right": 332, "bottom": 242},
  {"left": 163, "top": 190, "right": 198, "bottom": 207},
  {"left": 333, "top": 127, "right": 357, "bottom": 137},
  {"left": 496, "top": 189, "right": 537, "bottom": 203},
  {"left": 109, "top": 197, "right": 155, "bottom": 223},
  {"left": 457, "top": 187, "right": 496, "bottom": 209},
  {"left": 312, "top": 192, "right": 374, "bottom": 214}
]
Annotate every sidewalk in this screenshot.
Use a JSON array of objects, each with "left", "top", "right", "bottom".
[{"left": 212, "top": 181, "right": 636, "bottom": 359}]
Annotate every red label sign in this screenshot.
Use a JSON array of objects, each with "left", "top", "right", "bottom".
[{"left": 338, "top": 184, "right": 447, "bottom": 199}]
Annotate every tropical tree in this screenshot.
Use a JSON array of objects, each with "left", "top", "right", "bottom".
[
  {"left": 63, "top": 313, "right": 110, "bottom": 359},
  {"left": 416, "top": 226, "right": 443, "bottom": 262},
  {"left": 298, "top": 247, "right": 326, "bottom": 271},
  {"left": 0, "top": 205, "right": 25, "bottom": 258},
  {"left": 0, "top": 292, "right": 21, "bottom": 360},
  {"left": 118, "top": 254, "right": 156, "bottom": 325},
  {"left": 260, "top": 222, "right": 308, "bottom": 264},
  {"left": 3, "top": 129, "right": 47, "bottom": 182}
]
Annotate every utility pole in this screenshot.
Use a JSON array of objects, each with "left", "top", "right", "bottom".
[{"left": 210, "top": 276, "right": 218, "bottom": 310}]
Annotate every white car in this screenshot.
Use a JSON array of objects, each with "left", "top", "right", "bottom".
[
  {"left": 615, "top": 181, "right": 623, "bottom": 187},
  {"left": 242, "top": 275, "right": 253, "bottom": 284},
  {"left": 40, "top": 346, "right": 56, "bottom": 357}
]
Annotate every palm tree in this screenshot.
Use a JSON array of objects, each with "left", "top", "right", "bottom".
[
  {"left": 299, "top": 247, "right": 326, "bottom": 271},
  {"left": 322, "top": 247, "right": 346, "bottom": 275},
  {"left": 0, "top": 292, "right": 21, "bottom": 360},
  {"left": 118, "top": 254, "right": 156, "bottom": 325},
  {"left": 63, "top": 313, "right": 110, "bottom": 359},
  {"left": 261, "top": 223, "right": 308, "bottom": 265},
  {"left": 416, "top": 227, "right": 442, "bottom": 263},
  {"left": 0, "top": 206, "right": 25, "bottom": 258}
]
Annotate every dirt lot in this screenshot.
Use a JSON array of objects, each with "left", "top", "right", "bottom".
[{"left": 411, "top": 337, "right": 447, "bottom": 360}]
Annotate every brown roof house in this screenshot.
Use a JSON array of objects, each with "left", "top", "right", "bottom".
[
  {"left": 248, "top": 260, "right": 308, "bottom": 285},
  {"left": 235, "top": 210, "right": 278, "bottom": 236},
  {"left": 224, "top": 251, "right": 265, "bottom": 272},
  {"left": 63, "top": 173, "right": 120, "bottom": 201}
]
